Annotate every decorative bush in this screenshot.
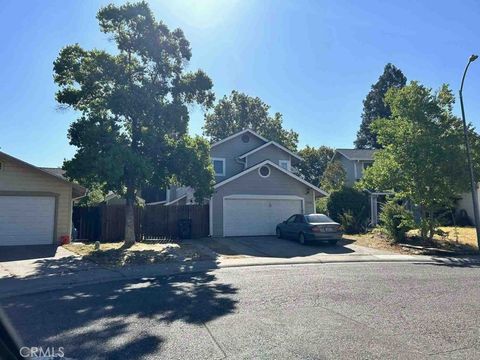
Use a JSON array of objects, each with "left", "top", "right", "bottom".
[
  {"left": 379, "top": 200, "right": 414, "bottom": 243},
  {"left": 327, "top": 187, "right": 369, "bottom": 234},
  {"left": 315, "top": 197, "right": 328, "bottom": 214}
]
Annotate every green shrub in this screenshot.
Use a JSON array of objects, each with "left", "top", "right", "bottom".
[
  {"left": 327, "top": 187, "right": 369, "bottom": 234},
  {"left": 315, "top": 197, "right": 328, "bottom": 214},
  {"left": 379, "top": 201, "right": 414, "bottom": 243},
  {"left": 338, "top": 210, "right": 363, "bottom": 234}
]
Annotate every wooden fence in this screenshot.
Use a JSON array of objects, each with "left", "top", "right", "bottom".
[{"left": 72, "top": 204, "right": 209, "bottom": 242}]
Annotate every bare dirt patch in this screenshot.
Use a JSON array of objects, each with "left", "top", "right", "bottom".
[{"left": 64, "top": 241, "right": 215, "bottom": 267}]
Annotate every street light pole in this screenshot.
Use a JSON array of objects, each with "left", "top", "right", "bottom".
[{"left": 459, "top": 54, "right": 480, "bottom": 249}]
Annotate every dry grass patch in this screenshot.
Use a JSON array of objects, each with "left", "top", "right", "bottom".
[
  {"left": 343, "top": 232, "right": 412, "bottom": 254},
  {"left": 408, "top": 226, "right": 478, "bottom": 251},
  {"left": 64, "top": 241, "right": 214, "bottom": 267},
  {"left": 344, "top": 226, "right": 479, "bottom": 255}
]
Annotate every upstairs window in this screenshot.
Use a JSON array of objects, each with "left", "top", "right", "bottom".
[
  {"left": 279, "top": 160, "right": 290, "bottom": 171},
  {"left": 212, "top": 158, "right": 225, "bottom": 176}
]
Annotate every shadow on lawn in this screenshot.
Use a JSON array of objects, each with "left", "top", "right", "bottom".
[{"left": 2, "top": 263, "right": 237, "bottom": 359}]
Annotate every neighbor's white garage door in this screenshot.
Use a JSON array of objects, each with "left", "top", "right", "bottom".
[
  {"left": 223, "top": 196, "right": 303, "bottom": 236},
  {"left": 0, "top": 196, "right": 55, "bottom": 246}
]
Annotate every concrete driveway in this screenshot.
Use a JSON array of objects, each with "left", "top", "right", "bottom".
[{"left": 201, "top": 236, "right": 391, "bottom": 260}]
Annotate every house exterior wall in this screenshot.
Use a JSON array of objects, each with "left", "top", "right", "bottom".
[
  {"left": 0, "top": 156, "right": 73, "bottom": 243},
  {"left": 211, "top": 165, "right": 315, "bottom": 236},
  {"left": 336, "top": 154, "right": 356, "bottom": 186},
  {"left": 456, "top": 188, "right": 480, "bottom": 224},
  {"left": 210, "top": 134, "right": 265, "bottom": 183},
  {"left": 335, "top": 154, "right": 373, "bottom": 187},
  {"left": 245, "top": 144, "right": 293, "bottom": 169}
]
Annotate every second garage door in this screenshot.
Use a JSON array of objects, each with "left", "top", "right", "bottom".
[
  {"left": 0, "top": 195, "right": 55, "bottom": 246},
  {"left": 223, "top": 196, "right": 303, "bottom": 237}
]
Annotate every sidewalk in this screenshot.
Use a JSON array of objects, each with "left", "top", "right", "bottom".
[{"left": 2, "top": 247, "right": 480, "bottom": 299}]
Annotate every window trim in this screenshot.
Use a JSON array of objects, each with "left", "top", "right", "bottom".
[
  {"left": 258, "top": 165, "right": 271, "bottom": 178},
  {"left": 212, "top": 157, "right": 226, "bottom": 176},
  {"left": 279, "top": 160, "right": 291, "bottom": 171}
]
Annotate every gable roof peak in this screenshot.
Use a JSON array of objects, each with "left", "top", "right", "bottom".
[
  {"left": 335, "top": 148, "right": 378, "bottom": 161},
  {"left": 211, "top": 128, "right": 269, "bottom": 148}
]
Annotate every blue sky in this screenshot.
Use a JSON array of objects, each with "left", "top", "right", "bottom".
[{"left": 1, "top": 0, "right": 480, "bottom": 167}]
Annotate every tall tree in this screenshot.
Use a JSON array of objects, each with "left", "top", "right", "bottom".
[
  {"left": 54, "top": 2, "right": 215, "bottom": 245},
  {"left": 358, "top": 81, "right": 480, "bottom": 240},
  {"left": 203, "top": 90, "right": 299, "bottom": 150},
  {"left": 297, "top": 146, "right": 334, "bottom": 186},
  {"left": 355, "top": 63, "right": 407, "bottom": 149}
]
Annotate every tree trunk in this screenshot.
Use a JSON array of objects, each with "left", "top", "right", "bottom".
[
  {"left": 427, "top": 210, "right": 435, "bottom": 242},
  {"left": 124, "top": 186, "right": 136, "bottom": 246}
]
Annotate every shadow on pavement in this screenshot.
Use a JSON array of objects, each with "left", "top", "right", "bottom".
[
  {"left": 414, "top": 256, "right": 480, "bottom": 268},
  {"left": 201, "top": 236, "right": 355, "bottom": 258},
  {"left": 0, "top": 245, "right": 59, "bottom": 262},
  {"left": 2, "top": 261, "right": 237, "bottom": 359}
]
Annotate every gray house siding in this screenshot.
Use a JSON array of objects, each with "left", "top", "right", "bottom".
[
  {"left": 245, "top": 144, "right": 295, "bottom": 169},
  {"left": 211, "top": 134, "right": 265, "bottom": 183},
  {"left": 211, "top": 165, "right": 315, "bottom": 236},
  {"left": 336, "top": 154, "right": 356, "bottom": 186},
  {"left": 334, "top": 153, "right": 373, "bottom": 187}
]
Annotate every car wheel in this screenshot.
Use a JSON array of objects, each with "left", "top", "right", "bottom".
[
  {"left": 276, "top": 227, "right": 282, "bottom": 239},
  {"left": 298, "top": 232, "right": 306, "bottom": 245}
]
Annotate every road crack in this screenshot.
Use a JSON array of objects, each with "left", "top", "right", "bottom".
[{"left": 203, "top": 321, "right": 227, "bottom": 359}]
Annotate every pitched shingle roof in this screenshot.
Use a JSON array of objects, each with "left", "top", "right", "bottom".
[
  {"left": 40, "top": 167, "right": 66, "bottom": 179},
  {"left": 335, "top": 149, "right": 378, "bottom": 161}
]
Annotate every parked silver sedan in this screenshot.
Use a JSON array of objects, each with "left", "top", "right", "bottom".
[{"left": 276, "top": 214, "right": 343, "bottom": 245}]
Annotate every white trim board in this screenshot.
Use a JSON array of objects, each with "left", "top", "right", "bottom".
[
  {"left": 239, "top": 141, "right": 303, "bottom": 161},
  {"left": 214, "top": 160, "right": 329, "bottom": 196},
  {"left": 209, "top": 196, "right": 213, "bottom": 237},
  {"left": 164, "top": 194, "right": 187, "bottom": 206},
  {"left": 210, "top": 129, "right": 269, "bottom": 148}
]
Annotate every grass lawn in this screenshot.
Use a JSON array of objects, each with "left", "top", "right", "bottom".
[
  {"left": 64, "top": 241, "right": 214, "bottom": 267},
  {"left": 345, "top": 226, "right": 478, "bottom": 255}
]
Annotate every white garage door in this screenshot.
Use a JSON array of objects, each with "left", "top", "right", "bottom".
[
  {"left": 0, "top": 196, "right": 55, "bottom": 246},
  {"left": 223, "top": 196, "right": 303, "bottom": 237}
]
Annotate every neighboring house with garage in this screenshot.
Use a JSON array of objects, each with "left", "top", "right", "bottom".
[
  {"left": 165, "top": 129, "right": 328, "bottom": 237},
  {"left": 0, "top": 151, "right": 86, "bottom": 246}
]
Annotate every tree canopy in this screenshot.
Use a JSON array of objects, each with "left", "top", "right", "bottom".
[
  {"left": 297, "top": 146, "right": 334, "bottom": 187},
  {"left": 358, "top": 81, "right": 480, "bottom": 239},
  {"left": 54, "top": 1, "right": 216, "bottom": 244},
  {"left": 203, "top": 90, "right": 299, "bottom": 150},
  {"left": 355, "top": 63, "right": 407, "bottom": 149},
  {"left": 320, "top": 161, "right": 346, "bottom": 194}
]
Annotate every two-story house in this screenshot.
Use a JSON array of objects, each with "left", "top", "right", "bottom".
[
  {"left": 165, "top": 129, "right": 327, "bottom": 237},
  {"left": 332, "top": 149, "right": 376, "bottom": 187},
  {"left": 332, "top": 148, "right": 386, "bottom": 225}
]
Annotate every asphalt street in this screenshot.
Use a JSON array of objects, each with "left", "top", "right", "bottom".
[{"left": 3, "top": 262, "right": 480, "bottom": 359}]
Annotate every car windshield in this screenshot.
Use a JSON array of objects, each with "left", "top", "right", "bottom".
[{"left": 305, "top": 214, "right": 334, "bottom": 223}]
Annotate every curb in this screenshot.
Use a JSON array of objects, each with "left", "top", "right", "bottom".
[{"left": 2, "top": 255, "right": 480, "bottom": 299}]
